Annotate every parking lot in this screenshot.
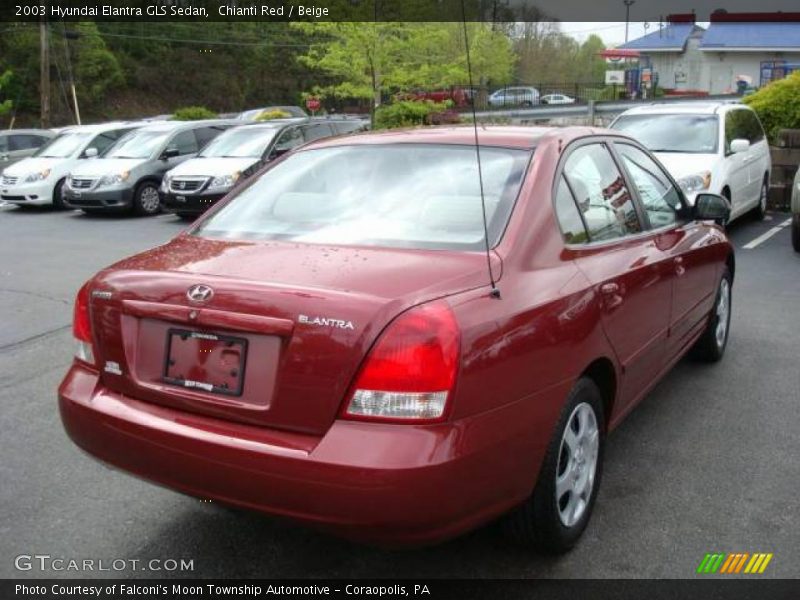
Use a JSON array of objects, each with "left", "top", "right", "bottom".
[{"left": 1, "top": 205, "right": 798, "bottom": 579}]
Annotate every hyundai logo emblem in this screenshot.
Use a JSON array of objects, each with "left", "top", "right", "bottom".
[{"left": 187, "top": 284, "right": 214, "bottom": 304}]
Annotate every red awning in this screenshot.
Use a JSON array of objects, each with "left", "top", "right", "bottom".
[{"left": 599, "top": 49, "right": 641, "bottom": 59}]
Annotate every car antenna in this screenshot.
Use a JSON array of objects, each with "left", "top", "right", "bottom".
[{"left": 460, "top": 0, "right": 500, "bottom": 299}]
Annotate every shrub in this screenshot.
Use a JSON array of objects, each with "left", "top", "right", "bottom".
[
  {"left": 173, "top": 106, "right": 218, "bottom": 121},
  {"left": 255, "top": 109, "right": 293, "bottom": 121},
  {"left": 374, "top": 100, "right": 452, "bottom": 129},
  {"left": 743, "top": 72, "right": 800, "bottom": 143}
]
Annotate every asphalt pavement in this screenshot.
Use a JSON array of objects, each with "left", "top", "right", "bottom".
[{"left": 1, "top": 205, "right": 798, "bottom": 579}]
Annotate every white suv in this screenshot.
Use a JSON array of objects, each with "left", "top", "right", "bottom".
[
  {"left": 0, "top": 122, "right": 139, "bottom": 209},
  {"left": 611, "top": 102, "right": 771, "bottom": 223}
]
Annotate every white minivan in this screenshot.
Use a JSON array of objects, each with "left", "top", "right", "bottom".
[
  {"left": 611, "top": 102, "right": 771, "bottom": 223},
  {"left": 0, "top": 122, "right": 140, "bottom": 208}
]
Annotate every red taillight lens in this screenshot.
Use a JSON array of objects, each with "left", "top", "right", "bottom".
[
  {"left": 344, "top": 302, "right": 460, "bottom": 422},
  {"left": 73, "top": 282, "right": 94, "bottom": 364}
]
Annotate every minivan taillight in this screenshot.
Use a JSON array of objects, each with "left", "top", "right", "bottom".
[
  {"left": 343, "top": 302, "right": 460, "bottom": 422},
  {"left": 73, "top": 282, "right": 95, "bottom": 365}
]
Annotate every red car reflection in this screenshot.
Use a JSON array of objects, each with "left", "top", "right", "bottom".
[{"left": 59, "top": 127, "right": 734, "bottom": 551}]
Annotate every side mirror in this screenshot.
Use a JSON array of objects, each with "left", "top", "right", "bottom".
[
  {"left": 84, "top": 147, "right": 98, "bottom": 158},
  {"left": 730, "top": 138, "right": 750, "bottom": 154},
  {"left": 693, "top": 193, "right": 731, "bottom": 225},
  {"left": 161, "top": 147, "right": 179, "bottom": 160},
  {"left": 271, "top": 147, "right": 290, "bottom": 158}
]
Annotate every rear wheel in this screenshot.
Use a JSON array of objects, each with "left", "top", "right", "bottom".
[
  {"left": 691, "top": 267, "right": 732, "bottom": 362},
  {"left": 132, "top": 181, "right": 161, "bottom": 216},
  {"left": 752, "top": 177, "right": 768, "bottom": 220},
  {"left": 792, "top": 214, "right": 800, "bottom": 253},
  {"left": 503, "top": 377, "right": 604, "bottom": 553}
]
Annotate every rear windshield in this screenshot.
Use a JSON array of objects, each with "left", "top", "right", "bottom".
[
  {"left": 193, "top": 144, "right": 531, "bottom": 251},
  {"left": 611, "top": 114, "right": 719, "bottom": 154}
]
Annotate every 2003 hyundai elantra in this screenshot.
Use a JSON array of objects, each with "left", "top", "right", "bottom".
[{"left": 59, "top": 126, "right": 734, "bottom": 552}]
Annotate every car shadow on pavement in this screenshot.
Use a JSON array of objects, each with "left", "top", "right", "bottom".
[{"left": 126, "top": 501, "right": 564, "bottom": 579}]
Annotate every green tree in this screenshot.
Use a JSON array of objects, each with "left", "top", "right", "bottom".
[
  {"left": 0, "top": 70, "right": 13, "bottom": 118},
  {"left": 293, "top": 22, "right": 513, "bottom": 122},
  {"left": 744, "top": 72, "right": 800, "bottom": 143},
  {"left": 72, "top": 22, "right": 124, "bottom": 107}
]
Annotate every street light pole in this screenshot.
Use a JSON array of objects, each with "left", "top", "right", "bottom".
[{"left": 624, "top": 0, "right": 635, "bottom": 43}]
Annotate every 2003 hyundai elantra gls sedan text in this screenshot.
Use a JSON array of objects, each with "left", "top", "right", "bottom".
[{"left": 59, "top": 126, "right": 734, "bottom": 552}]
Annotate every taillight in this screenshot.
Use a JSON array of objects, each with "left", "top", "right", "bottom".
[
  {"left": 343, "top": 302, "right": 460, "bottom": 422},
  {"left": 73, "top": 282, "right": 95, "bottom": 365}
]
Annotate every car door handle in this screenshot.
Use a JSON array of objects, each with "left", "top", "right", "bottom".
[
  {"left": 674, "top": 256, "right": 686, "bottom": 276},
  {"left": 600, "top": 283, "right": 619, "bottom": 295}
]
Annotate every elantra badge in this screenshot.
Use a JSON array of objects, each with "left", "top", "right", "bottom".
[
  {"left": 298, "top": 314, "right": 355, "bottom": 330},
  {"left": 187, "top": 284, "right": 214, "bottom": 304}
]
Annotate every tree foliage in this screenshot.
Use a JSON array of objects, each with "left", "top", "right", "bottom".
[
  {"left": 744, "top": 72, "right": 800, "bottom": 143},
  {"left": 292, "top": 22, "right": 514, "bottom": 109},
  {"left": 172, "top": 105, "right": 217, "bottom": 120},
  {"left": 513, "top": 23, "right": 607, "bottom": 83},
  {"left": 0, "top": 70, "right": 13, "bottom": 118}
]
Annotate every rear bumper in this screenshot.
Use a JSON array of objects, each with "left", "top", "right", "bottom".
[
  {"left": 64, "top": 187, "right": 133, "bottom": 210},
  {"left": 160, "top": 191, "right": 225, "bottom": 214},
  {"left": 59, "top": 363, "right": 547, "bottom": 546}
]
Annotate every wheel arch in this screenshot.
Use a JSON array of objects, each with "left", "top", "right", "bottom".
[{"left": 579, "top": 357, "right": 617, "bottom": 431}]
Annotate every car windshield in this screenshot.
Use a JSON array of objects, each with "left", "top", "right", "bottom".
[
  {"left": 611, "top": 114, "right": 719, "bottom": 153},
  {"left": 33, "top": 132, "right": 91, "bottom": 158},
  {"left": 193, "top": 144, "right": 531, "bottom": 251},
  {"left": 199, "top": 128, "right": 278, "bottom": 158},
  {"left": 105, "top": 130, "right": 171, "bottom": 159}
]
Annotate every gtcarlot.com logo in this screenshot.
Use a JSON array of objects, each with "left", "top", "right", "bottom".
[
  {"left": 14, "top": 554, "right": 194, "bottom": 572},
  {"left": 697, "top": 552, "right": 773, "bottom": 574}
]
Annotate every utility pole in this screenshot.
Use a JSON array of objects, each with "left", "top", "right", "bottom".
[
  {"left": 39, "top": 17, "right": 50, "bottom": 128},
  {"left": 624, "top": 0, "right": 636, "bottom": 43}
]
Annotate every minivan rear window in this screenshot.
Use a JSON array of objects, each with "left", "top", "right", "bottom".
[{"left": 194, "top": 144, "right": 531, "bottom": 251}]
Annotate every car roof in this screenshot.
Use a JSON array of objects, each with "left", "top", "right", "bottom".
[
  {"left": 617, "top": 101, "right": 747, "bottom": 116},
  {"left": 131, "top": 119, "right": 237, "bottom": 133},
  {"left": 55, "top": 122, "right": 139, "bottom": 134},
  {"left": 0, "top": 128, "right": 56, "bottom": 136},
  {"left": 301, "top": 125, "right": 595, "bottom": 150}
]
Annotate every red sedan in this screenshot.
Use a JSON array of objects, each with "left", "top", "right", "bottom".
[{"left": 59, "top": 126, "right": 734, "bottom": 552}]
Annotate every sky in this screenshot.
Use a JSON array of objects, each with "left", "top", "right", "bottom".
[{"left": 562, "top": 22, "right": 651, "bottom": 47}]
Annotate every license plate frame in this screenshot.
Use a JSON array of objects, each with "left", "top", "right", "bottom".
[
  {"left": 175, "top": 194, "right": 186, "bottom": 202},
  {"left": 162, "top": 328, "right": 248, "bottom": 397}
]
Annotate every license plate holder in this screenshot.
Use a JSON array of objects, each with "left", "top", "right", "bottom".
[
  {"left": 162, "top": 328, "right": 247, "bottom": 396},
  {"left": 176, "top": 195, "right": 186, "bottom": 202}
]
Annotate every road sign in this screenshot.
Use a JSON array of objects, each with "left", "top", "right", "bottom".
[
  {"left": 605, "top": 70, "right": 625, "bottom": 85},
  {"left": 305, "top": 97, "right": 321, "bottom": 112}
]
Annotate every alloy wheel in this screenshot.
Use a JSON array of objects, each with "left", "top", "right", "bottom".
[
  {"left": 140, "top": 186, "right": 160, "bottom": 214},
  {"left": 555, "top": 402, "right": 599, "bottom": 527}
]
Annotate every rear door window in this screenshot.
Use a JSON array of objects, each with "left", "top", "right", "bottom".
[
  {"left": 302, "top": 124, "right": 334, "bottom": 142},
  {"left": 562, "top": 143, "right": 642, "bottom": 242},
  {"left": 170, "top": 130, "right": 199, "bottom": 155}
]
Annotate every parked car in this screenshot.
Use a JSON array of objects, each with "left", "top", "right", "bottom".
[
  {"left": 541, "top": 94, "right": 576, "bottom": 105},
  {"left": 0, "top": 129, "right": 56, "bottom": 172},
  {"left": 63, "top": 120, "right": 234, "bottom": 215},
  {"left": 488, "top": 86, "right": 540, "bottom": 108},
  {"left": 611, "top": 102, "right": 771, "bottom": 223},
  {"left": 161, "top": 118, "right": 369, "bottom": 219},
  {"left": 59, "top": 126, "right": 734, "bottom": 552},
  {"left": 792, "top": 168, "right": 800, "bottom": 252},
  {"left": 1, "top": 123, "right": 138, "bottom": 208},
  {"left": 237, "top": 106, "right": 308, "bottom": 120}
]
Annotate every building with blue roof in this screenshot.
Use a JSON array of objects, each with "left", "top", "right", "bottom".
[{"left": 618, "top": 15, "right": 800, "bottom": 94}]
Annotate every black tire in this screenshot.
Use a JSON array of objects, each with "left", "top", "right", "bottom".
[
  {"left": 132, "top": 181, "right": 161, "bottom": 216},
  {"left": 691, "top": 267, "right": 732, "bottom": 362},
  {"left": 503, "top": 377, "right": 605, "bottom": 553},
  {"left": 52, "top": 178, "right": 68, "bottom": 210},
  {"left": 792, "top": 214, "right": 800, "bottom": 253},
  {"left": 752, "top": 176, "right": 768, "bottom": 220}
]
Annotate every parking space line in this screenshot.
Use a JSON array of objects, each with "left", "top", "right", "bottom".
[{"left": 742, "top": 218, "right": 792, "bottom": 249}]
